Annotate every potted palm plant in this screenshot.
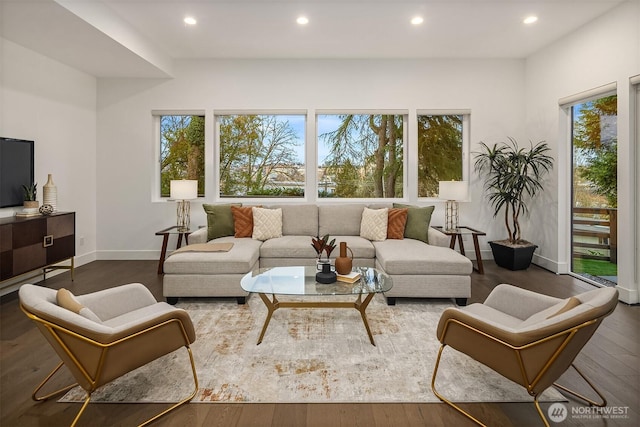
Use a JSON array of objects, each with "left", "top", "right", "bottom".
[{"left": 474, "top": 138, "right": 553, "bottom": 270}]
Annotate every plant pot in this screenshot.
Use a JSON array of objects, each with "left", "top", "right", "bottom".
[
  {"left": 489, "top": 241, "right": 537, "bottom": 271},
  {"left": 23, "top": 200, "right": 39, "bottom": 211}
]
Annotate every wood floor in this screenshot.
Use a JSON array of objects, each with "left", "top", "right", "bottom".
[{"left": 1, "top": 260, "right": 638, "bottom": 427}]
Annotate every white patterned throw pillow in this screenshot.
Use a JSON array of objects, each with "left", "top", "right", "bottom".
[
  {"left": 360, "top": 207, "right": 388, "bottom": 241},
  {"left": 252, "top": 207, "right": 283, "bottom": 241}
]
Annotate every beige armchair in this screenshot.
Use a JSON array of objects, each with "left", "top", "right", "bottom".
[
  {"left": 19, "top": 283, "right": 198, "bottom": 427},
  {"left": 431, "top": 283, "right": 618, "bottom": 427}
]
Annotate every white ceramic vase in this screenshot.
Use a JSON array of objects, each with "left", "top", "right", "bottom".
[{"left": 43, "top": 174, "right": 57, "bottom": 212}]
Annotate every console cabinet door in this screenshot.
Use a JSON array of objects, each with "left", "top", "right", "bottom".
[
  {"left": 0, "top": 212, "right": 75, "bottom": 281},
  {"left": 46, "top": 213, "right": 75, "bottom": 265}
]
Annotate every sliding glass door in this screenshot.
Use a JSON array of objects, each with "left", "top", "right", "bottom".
[{"left": 570, "top": 95, "right": 617, "bottom": 286}]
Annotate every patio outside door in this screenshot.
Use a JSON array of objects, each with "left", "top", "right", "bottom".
[{"left": 570, "top": 94, "right": 617, "bottom": 286}]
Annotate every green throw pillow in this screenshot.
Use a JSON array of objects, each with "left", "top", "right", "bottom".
[
  {"left": 393, "top": 203, "right": 434, "bottom": 243},
  {"left": 203, "top": 204, "right": 241, "bottom": 241}
]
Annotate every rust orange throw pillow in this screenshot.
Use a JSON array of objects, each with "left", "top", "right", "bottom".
[
  {"left": 387, "top": 208, "right": 408, "bottom": 239},
  {"left": 231, "top": 206, "right": 255, "bottom": 238}
]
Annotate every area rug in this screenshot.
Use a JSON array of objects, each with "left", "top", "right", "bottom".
[{"left": 60, "top": 295, "right": 564, "bottom": 403}]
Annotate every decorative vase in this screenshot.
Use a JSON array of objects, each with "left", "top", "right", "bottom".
[
  {"left": 315, "top": 261, "right": 337, "bottom": 284},
  {"left": 43, "top": 174, "right": 57, "bottom": 212},
  {"left": 335, "top": 242, "right": 353, "bottom": 275}
]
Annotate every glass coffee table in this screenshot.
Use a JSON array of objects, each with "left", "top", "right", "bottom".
[{"left": 240, "top": 266, "right": 393, "bottom": 346}]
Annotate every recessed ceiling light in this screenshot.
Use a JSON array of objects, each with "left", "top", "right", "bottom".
[
  {"left": 411, "top": 16, "right": 424, "bottom": 25},
  {"left": 297, "top": 16, "right": 309, "bottom": 25},
  {"left": 184, "top": 16, "right": 197, "bottom": 26},
  {"left": 523, "top": 16, "right": 538, "bottom": 24}
]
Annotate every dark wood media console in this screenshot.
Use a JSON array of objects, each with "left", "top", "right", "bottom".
[{"left": 0, "top": 212, "right": 75, "bottom": 282}]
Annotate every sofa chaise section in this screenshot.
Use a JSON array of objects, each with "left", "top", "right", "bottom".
[{"left": 163, "top": 235, "right": 261, "bottom": 304}]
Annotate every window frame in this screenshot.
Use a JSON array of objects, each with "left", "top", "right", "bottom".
[
  {"left": 151, "top": 110, "right": 207, "bottom": 202},
  {"left": 415, "top": 109, "right": 471, "bottom": 201},
  {"left": 315, "top": 109, "right": 409, "bottom": 202},
  {"left": 214, "top": 110, "right": 308, "bottom": 202}
]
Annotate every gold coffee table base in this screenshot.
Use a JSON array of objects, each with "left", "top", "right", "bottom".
[{"left": 256, "top": 292, "right": 377, "bottom": 346}]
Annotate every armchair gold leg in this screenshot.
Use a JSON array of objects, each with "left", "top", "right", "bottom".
[
  {"left": 32, "top": 361, "right": 78, "bottom": 402},
  {"left": 431, "top": 344, "right": 488, "bottom": 427},
  {"left": 36, "top": 346, "right": 198, "bottom": 427},
  {"left": 533, "top": 394, "right": 551, "bottom": 427},
  {"left": 553, "top": 363, "right": 607, "bottom": 407},
  {"left": 71, "top": 394, "right": 92, "bottom": 427},
  {"left": 139, "top": 345, "right": 199, "bottom": 427}
]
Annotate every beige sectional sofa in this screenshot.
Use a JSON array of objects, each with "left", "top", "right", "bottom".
[{"left": 163, "top": 203, "right": 473, "bottom": 305}]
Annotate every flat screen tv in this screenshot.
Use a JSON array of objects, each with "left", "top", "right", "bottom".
[{"left": 0, "top": 137, "right": 35, "bottom": 208}]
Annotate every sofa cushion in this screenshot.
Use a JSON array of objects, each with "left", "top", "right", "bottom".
[
  {"left": 319, "top": 204, "right": 365, "bottom": 236},
  {"left": 231, "top": 206, "right": 254, "bottom": 238},
  {"left": 163, "top": 237, "right": 261, "bottom": 274},
  {"left": 387, "top": 208, "right": 408, "bottom": 239},
  {"left": 204, "top": 203, "right": 240, "bottom": 241},
  {"left": 268, "top": 204, "right": 319, "bottom": 236},
  {"left": 360, "top": 207, "right": 388, "bottom": 241},
  {"left": 252, "top": 207, "right": 283, "bottom": 241},
  {"left": 373, "top": 239, "right": 472, "bottom": 275},
  {"left": 333, "top": 236, "right": 376, "bottom": 259},
  {"left": 260, "top": 235, "right": 318, "bottom": 259},
  {"left": 393, "top": 203, "right": 434, "bottom": 243}
]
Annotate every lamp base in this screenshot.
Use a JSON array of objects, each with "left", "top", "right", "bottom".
[
  {"left": 444, "top": 200, "right": 459, "bottom": 231},
  {"left": 177, "top": 200, "right": 191, "bottom": 230}
]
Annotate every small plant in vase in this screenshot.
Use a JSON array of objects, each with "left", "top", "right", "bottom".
[
  {"left": 311, "top": 234, "right": 336, "bottom": 262},
  {"left": 22, "top": 182, "right": 39, "bottom": 211}
]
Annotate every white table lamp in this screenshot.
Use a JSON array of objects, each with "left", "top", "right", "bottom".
[
  {"left": 170, "top": 180, "right": 198, "bottom": 230},
  {"left": 439, "top": 181, "right": 468, "bottom": 231}
]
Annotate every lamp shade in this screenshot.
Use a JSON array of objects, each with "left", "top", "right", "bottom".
[
  {"left": 438, "top": 181, "right": 468, "bottom": 201},
  {"left": 170, "top": 180, "right": 198, "bottom": 200}
]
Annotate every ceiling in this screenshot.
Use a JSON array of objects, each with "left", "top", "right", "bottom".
[{"left": 0, "top": 0, "right": 627, "bottom": 78}]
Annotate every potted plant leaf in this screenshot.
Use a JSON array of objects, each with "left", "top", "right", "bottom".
[
  {"left": 22, "top": 182, "right": 39, "bottom": 211},
  {"left": 474, "top": 138, "right": 553, "bottom": 270}
]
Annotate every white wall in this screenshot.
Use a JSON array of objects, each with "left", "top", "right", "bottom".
[
  {"left": 525, "top": 0, "right": 640, "bottom": 303},
  {"left": 96, "top": 58, "right": 526, "bottom": 260},
  {"left": 0, "top": 37, "right": 97, "bottom": 292}
]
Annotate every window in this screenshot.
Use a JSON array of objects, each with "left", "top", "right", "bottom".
[
  {"left": 317, "top": 114, "right": 405, "bottom": 198},
  {"left": 217, "top": 113, "right": 305, "bottom": 198},
  {"left": 417, "top": 114, "right": 464, "bottom": 198},
  {"left": 159, "top": 115, "right": 205, "bottom": 198}
]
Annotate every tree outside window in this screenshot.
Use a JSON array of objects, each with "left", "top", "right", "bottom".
[
  {"left": 160, "top": 115, "right": 205, "bottom": 197},
  {"left": 318, "top": 114, "right": 404, "bottom": 198},
  {"left": 218, "top": 114, "right": 305, "bottom": 197},
  {"left": 417, "top": 114, "right": 463, "bottom": 198}
]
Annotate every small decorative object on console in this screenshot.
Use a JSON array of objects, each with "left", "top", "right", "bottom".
[
  {"left": 43, "top": 174, "right": 57, "bottom": 212},
  {"left": 39, "top": 204, "right": 54, "bottom": 215}
]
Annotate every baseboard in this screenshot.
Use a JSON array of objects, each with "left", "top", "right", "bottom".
[
  {"left": 96, "top": 250, "right": 160, "bottom": 260},
  {"left": 532, "top": 254, "right": 562, "bottom": 273}
]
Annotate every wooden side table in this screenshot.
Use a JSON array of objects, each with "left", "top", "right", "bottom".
[
  {"left": 156, "top": 226, "right": 192, "bottom": 274},
  {"left": 433, "top": 226, "right": 486, "bottom": 274}
]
